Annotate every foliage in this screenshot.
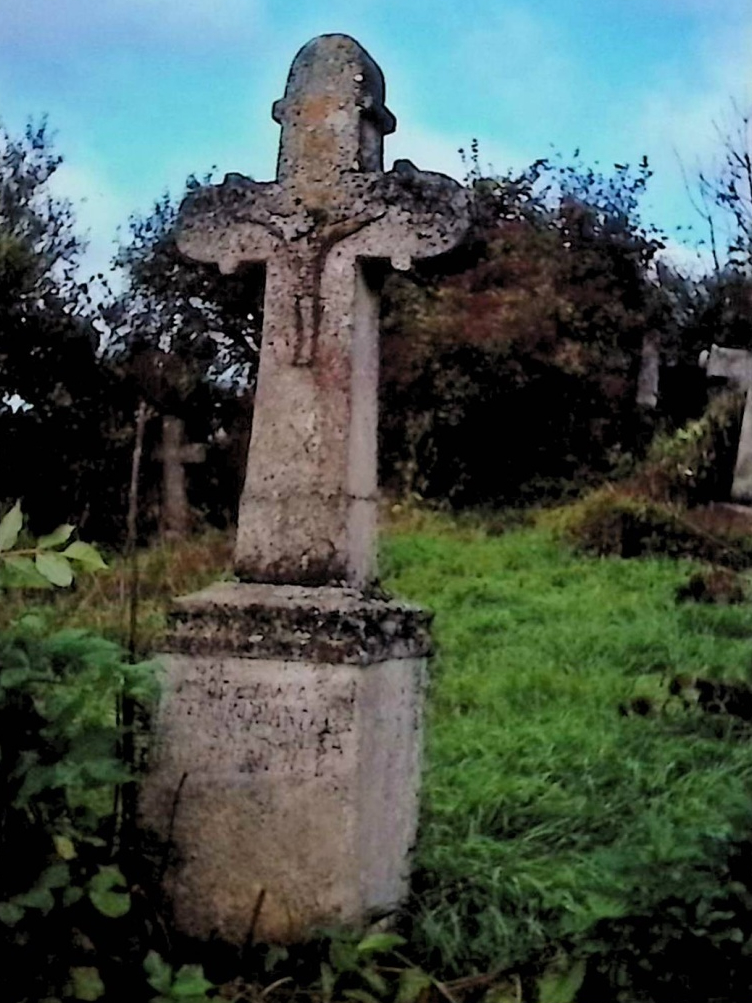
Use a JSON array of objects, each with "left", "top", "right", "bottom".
[
  {"left": 545, "top": 485, "right": 752, "bottom": 567},
  {"left": 0, "top": 528, "right": 234, "bottom": 652},
  {"left": 0, "top": 500, "right": 107, "bottom": 588},
  {"left": 110, "top": 184, "right": 265, "bottom": 530},
  {"left": 144, "top": 951, "right": 215, "bottom": 1002},
  {"left": 0, "top": 120, "right": 143, "bottom": 541},
  {"left": 379, "top": 149, "right": 671, "bottom": 506},
  {"left": 112, "top": 184, "right": 262, "bottom": 386},
  {"left": 382, "top": 514, "right": 752, "bottom": 993},
  {"left": 0, "top": 512, "right": 159, "bottom": 1001},
  {"left": 7, "top": 518, "right": 752, "bottom": 999},
  {"left": 632, "top": 389, "right": 742, "bottom": 506}
]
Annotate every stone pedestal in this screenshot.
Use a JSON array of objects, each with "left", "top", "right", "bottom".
[{"left": 140, "top": 582, "right": 431, "bottom": 944}]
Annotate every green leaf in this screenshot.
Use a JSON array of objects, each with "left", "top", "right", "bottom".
[
  {"left": 70, "top": 966, "right": 105, "bottom": 1001},
  {"left": 396, "top": 969, "right": 432, "bottom": 1003},
  {"left": 38, "top": 524, "right": 75, "bottom": 549},
  {"left": 170, "top": 964, "right": 214, "bottom": 998},
  {"left": 0, "top": 666, "right": 33, "bottom": 688},
  {"left": 14, "top": 886, "right": 55, "bottom": 913},
  {"left": 144, "top": 951, "right": 174, "bottom": 994},
  {"left": 90, "top": 886, "right": 131, "bottom": 919},
  {"left": 356, "top": 932, "right": 407, "bottom": 955},
  {"left": 0, "top": 501, "right": 23, "bottom": 551},
  {"left": 537, "top": 958, "right": 587, "bottom": 1003},
  {"left": 35, "top": 551, "right": 74, "bottom": 587},
  {"left": 320, "top": 961, "right": 336, "bottom": 1003},
  {"left": 0, "top": 901, "right": 25, "bottom": 926},
  {"left": 88, "top": 865, "right": 131, "bottom": 918},
  {"left": 38, "top": 862, "right": 70, "bottom": 889},
  {"left": 360, "top": 966, "right": 390, "bottom": 997},
  {"left": 330, "top": 938, "right": 360, "bottom": 973},
  {"left": 63, "top": 886, "right": 84, "bottom": 907},
  {"left": 343, "top": 991, "right": 381, "bottom": 1003},
  {"left": 62, "top": 541, "right": 107, "bottom": 571},
  {"left": 1, "top": 555, "right": 52, "bottom": 588},
  {"left": 54, "top": 835, "right": 77, "bottom": 860}
]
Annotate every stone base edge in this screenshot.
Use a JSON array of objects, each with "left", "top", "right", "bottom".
[{"left": 163, "top": 581, "right": 433, "bottom": 665}]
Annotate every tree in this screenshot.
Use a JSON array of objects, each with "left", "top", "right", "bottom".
[
  {"left": 379, "top": 150, "right": 675, "bottom": 504},
  {"left": 683, "top": 100, "right": 752, "bottom": 275},
  {"left": 0, "top": 121, "right": 134, "bottom": 536},
  {"left": 111, "top": 184, "right": 265, "bottom": 529},
  {"left": 0, "top": 120, "right": 99, "bottom": 416}
]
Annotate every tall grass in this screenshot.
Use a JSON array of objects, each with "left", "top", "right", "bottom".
[
  {"left": 382, "top": 514, "right": 752, "bottom": 973},
  {"left": 0, "top": 531, "right": 233, "bottom": 649}
]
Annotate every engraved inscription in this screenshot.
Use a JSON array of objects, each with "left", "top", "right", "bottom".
[{"left": 165, "top": 658, "right": 357, "bottom": 778}]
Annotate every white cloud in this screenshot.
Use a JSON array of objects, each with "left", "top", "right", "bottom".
[
  {"left": 616, "top": 15, "right": 751, "bottom": 241},
  {"left": 656, "top": 237, "right": 716, "bottom": 278},
  {"left": 47, "top": 158, "right": 131, "bottom": 288},
  {"left": 386, "top": 122, "right": 527, "bottom": 184}
]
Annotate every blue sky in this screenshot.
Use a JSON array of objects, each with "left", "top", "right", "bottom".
[{"left": 1, "top": 0, "right": 750, "bottom": 281}]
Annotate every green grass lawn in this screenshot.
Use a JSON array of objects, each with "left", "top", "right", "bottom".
[
  {"left": 382, "top": 512, "right": 752, "bottom": 974},
  {"left": 8, "top": 512, "right": 752, "bottom": 986}
]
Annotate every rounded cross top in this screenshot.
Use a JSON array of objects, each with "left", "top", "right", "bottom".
[{"left": 273, "top": 34, "right": 397, "bottom": 187}]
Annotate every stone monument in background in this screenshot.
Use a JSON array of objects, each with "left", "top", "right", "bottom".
[
  {"left": 156, "top": 415, "right": 206, "bottom": 541},
  {"left": 700, "top": 344, "right": 752, "bottom": 504},
  {"left": 141, "top": 34, "right": 471, "bottom": 944}
]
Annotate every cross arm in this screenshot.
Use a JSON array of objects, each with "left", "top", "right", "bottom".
[
  {"left": 701, "top": 344, "right": 752, "bottom": 390},
  {"left": 176, "top": 174, "right": 285, "bottom": 273},
  {"left": 341, "top": 161, "right": 472, "bottom": 270}
]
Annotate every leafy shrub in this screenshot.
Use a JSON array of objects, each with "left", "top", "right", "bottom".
[
  {"left": 0, "top": 620, "right": 160, "bottom": 1001},
  {"left": 633, "top": 390, "right": 743, "bottom": 507},
  {"left": 0, "top": 505, "right": 161, "bottom": 1001},
  {"left": 547, "top": 486, "right": 752, "bottom": 567}
]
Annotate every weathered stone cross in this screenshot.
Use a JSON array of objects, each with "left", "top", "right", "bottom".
[
  {"left": 177, "top": 33, "right": 470, "bottom": 587},
  {"left": 155, "top": 415, "right": 206, "bottom": 541},
  {"left": 145, "top": 32, "right": 469, "bottom": 947},
  {"left": 700, "top": 344, "right": 752, "bottom": 503}
]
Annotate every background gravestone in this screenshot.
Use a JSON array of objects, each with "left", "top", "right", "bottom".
[
  {"left": 141, "top": 34, "right": 471, "bottom": 944},
  {"left": 156, "top": 415, "right": 206, "bottom": 541},
  {"left": 701, "top": 344, "right": 752, "bottom": 503}
]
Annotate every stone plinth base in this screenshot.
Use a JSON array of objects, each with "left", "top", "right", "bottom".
[{"left": 140, "top": 582, "right": 431, "bottom": 945}]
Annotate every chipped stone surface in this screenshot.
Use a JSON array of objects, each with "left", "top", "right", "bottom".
[
  {"left": 177, "top": 33, "right": 471, "bottom": 587},
  {"left": 141, "top": 648, "right": 427, "bottom": 943},
  {"left": 165, "top": 581, "right": 433, "bottom": 664},
  {"left": 701, "top": 344, "right": 752, "bottom": 503}
]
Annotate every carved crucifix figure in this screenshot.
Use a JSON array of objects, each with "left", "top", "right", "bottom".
[
  {"left": 701, "top": 344, "right": 752, "bottom": 503},
  {"left": 177, "top": 34, "right": 470, "bottom": 587},
  {"left": 156, "top": 415, "right": 206, "bottom": 541}
]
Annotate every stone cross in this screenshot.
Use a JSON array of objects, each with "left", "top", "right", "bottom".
[
  {"left": 155, "top": 415, "right": 206, "bottom": 541},
  {"left": 700, "top": 344, "right": 752, "bottom": 503},
  {"left": 143, "top": 34, "right": 470, "bottom": 947},
  {"left": 177, "top": 33, "right": 470, "bottom": 587}
]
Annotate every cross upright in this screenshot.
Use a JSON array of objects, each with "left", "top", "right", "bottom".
[
  {"left": 177, "top": 34, "right": 470, "bottom": 587},
  {"left": 701, "top": 344, "right": 752, "bottom": 503},
  {"left": 155, "top": 415, "right": 206, "bottom": 541}
]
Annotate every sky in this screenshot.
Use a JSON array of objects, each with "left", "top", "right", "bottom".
[{"left": 1, "top": 0, "right": 750, "bottom": 283}]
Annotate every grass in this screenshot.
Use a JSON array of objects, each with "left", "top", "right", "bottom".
[
  {"left": 7, "top": 509, "right": 752, "bottom": 983},
  {"left": 381, "top": 510, "right": 752, "bottom": 973},
  {"left": 0, "top": 530, "right": 234, "bottom": 648}
]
